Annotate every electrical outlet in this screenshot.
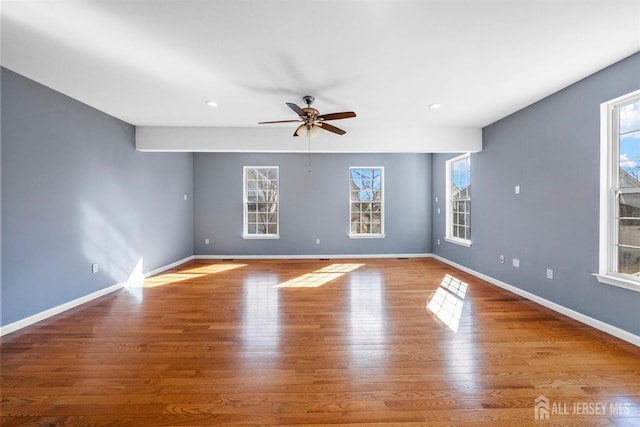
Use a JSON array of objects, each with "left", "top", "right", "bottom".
[
  {"left": 513, "top": 258, "right": 520, "bottom": 268},
  {"left": 515, "top": 185, "right": 520, "bottom": 194},
  {"left": 316, "top": 238, "right": 320, "bottom": 245},
  {"left": 499, "top": 255, "right": 505, "bottom": 263},
  {"left": 437, "top": 239, "right": 441, "bottom": 245},
  {"left": 205, "top": 238, "right": 209, "bottom": 245},
  {"left": 547, "top": 269, "right": 554, "bottom": 280},
  {"left": 92, "top": 263, "right": 99, "bottom": 273}
]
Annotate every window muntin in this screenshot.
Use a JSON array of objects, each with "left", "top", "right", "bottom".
[
  {"left": 597, "top": 90, "right": 640, "bottom": 291},
  {"left": 445, "top": 154, "right": 471, "bottom": 247},
  {"left": 349, "top": 167, "right": 384, "bottom": 238},
  {"left": 243, "top": 166, "right": 279, "bottom": 239}
]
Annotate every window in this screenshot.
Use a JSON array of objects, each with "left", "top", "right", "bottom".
[
  {"left": 243, "top": 166, "right": 279, "bottom": 239},
  {"left": 349, "top": 167, "right": 384, "bottom": 238},
  {"left": 445, "top": 153, "right": 471, "bottom": 247},
  {"left": 597, "top": 90, "right": 640, "bottom": 291}
]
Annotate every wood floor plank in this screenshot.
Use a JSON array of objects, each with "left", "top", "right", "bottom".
[{"left": 2, "top": 258, "right": 640, "bottom": 426}]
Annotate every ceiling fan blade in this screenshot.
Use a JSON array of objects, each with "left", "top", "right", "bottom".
[
  {"left": 286, "top": 102, "right": 306, "bottom": 117},
  {"left": 318, "top": 111, "right": 356, "bottom": 121},
  {"left": 258, "top": 119, "right": 302, "bottom": 124},
  {"left": 318, "top": 122, "right": 346, "bottom": 135}
]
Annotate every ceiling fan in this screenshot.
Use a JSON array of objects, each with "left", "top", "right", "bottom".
[{"left": 258, "top": 95, "right": 356, "bottom": 137}]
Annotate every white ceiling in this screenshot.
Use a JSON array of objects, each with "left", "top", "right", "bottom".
[{"left": 2, "top": 0, "right": 640, "bottom": 133}]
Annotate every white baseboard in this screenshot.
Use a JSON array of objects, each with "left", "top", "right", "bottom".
[
  {"left": 0, "top": 282, "right": 125, "bottom": 337},
  {"left": 1, "top": 255, "right": 195, "bottom": 338},
  {"left": 429, "top": 254, "right": 640, "bottom": 348},
  {"left": 195, "top": 253, "right": 431, "bottom": 260}
]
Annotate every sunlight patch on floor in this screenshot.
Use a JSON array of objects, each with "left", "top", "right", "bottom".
[
  {"left": 182, "top": 263, "right": 247, "bottom": 275},
  {"left": 143, "top": 263, "right": 246, "bottom": 288},
  {"left": 427, "top": 274, "right": 468, "bottom": 332},
  {"left": 143, "top": 273, "right": 206, "bottom": 288},
  {"left": 275, "top": 263, "right": 365, "bottom": 288}
]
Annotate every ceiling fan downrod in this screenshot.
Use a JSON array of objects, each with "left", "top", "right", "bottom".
[{"left": 302, "top": 95, "right": 315, "bottom": 107}]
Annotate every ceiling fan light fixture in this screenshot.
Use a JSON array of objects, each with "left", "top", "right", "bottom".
[
  {"left": 295, "top": 125, "right": 308, "bottom": 137},
  {"left": 295, "top": 124, "right": 321, "bottom": 138},
  {"left": 309, "top": 125, "right": 322, "bottom": 138}
]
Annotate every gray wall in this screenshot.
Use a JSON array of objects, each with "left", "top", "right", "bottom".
[
  {"left": 1, "top": 69, "right": 194, "bottom": 326},
  {"left": 194, "top": 152, "right": 431, "bottom": 256},
  {"left": 432, "top": 52, "right": 640, "bottom": 336}
]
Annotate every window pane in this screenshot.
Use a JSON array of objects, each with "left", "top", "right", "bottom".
[
  {"left": 620, "top": 101, "right": 640, "bottom": 135},
  {"left": 618, "top": 246, "right": 640, "bottom": 275},
  {"left": 619, "top": 218, "right": 640, "bottom": 247},
  {"left": 619, "top": 132, "right": 640, "bottom": 187},
  {"left": 246, "top": 169, "right": 258, "bottom": 180},
  {"left": 619, "top": 193, "right": 640, "bottom": 218}
]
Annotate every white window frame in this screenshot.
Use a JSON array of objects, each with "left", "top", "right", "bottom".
[
  {"left": 243, "top": 166, "right": 279, "bottom": 239},
  {"left": 445, "top": 153, "right": 472, "bottom": 247},
  {"left": 595, "top": 89, "right": 640, "bottom": 292},
  {"left": 349, "top": 166, "right": 385, "bottom": 239}
]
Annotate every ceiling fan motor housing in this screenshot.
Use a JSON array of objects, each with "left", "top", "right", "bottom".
[{"left": 303, "top": 108, "right": 319, "bottom": 120}]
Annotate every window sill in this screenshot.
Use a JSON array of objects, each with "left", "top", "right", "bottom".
[
  {"left": 593, "top": 273, "right": 640, "bottom": 293},
  {"left": 349, "top": 233, "right": 386, "bottom": 239},
  {"left": 242, "top": 234, "right": 280, "bottom": 240},
  {"left": 444, "top": 236, "right": 472, "bottom": 248}
]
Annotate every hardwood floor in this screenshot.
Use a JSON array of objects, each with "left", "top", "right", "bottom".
[{"left": 2, "top": 258, "right": 640, "bottom": 426}]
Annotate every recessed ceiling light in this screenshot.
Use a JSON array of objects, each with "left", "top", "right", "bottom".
[
  {"left": 429, "top": 103, "right": 441, "bottom": 109},
  {"left": 205, "top": 100, "right": 218, "bottom": 107}
]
